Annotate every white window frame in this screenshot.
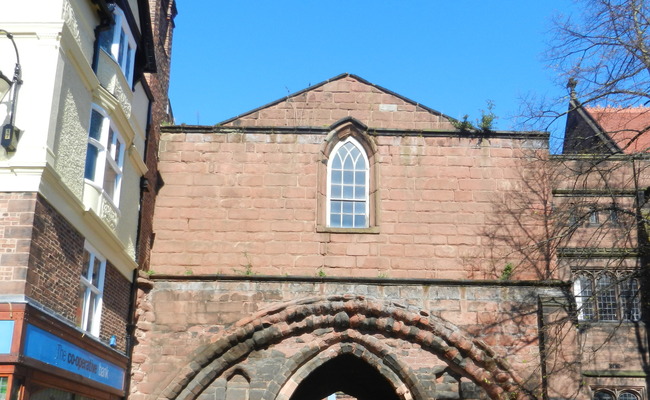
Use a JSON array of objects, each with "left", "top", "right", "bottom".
[
  {"left": 100, "top": 5, "right": 137, "bottom": 85},
  {"left": 78, "top": 243, "right": 106, "bottom": 337},
  {"left": 84, "top": 106, "right": 125, "bottom": 206},
  {"left": 326, "top": 137, "right": 370, "bottom": 228}
]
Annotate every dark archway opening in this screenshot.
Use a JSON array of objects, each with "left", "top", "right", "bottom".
[{"left": 289, "top": 354, "right": 401, "bottom": 400}]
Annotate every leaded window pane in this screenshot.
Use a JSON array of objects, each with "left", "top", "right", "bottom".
[
  {"left": 619, "top": 392, "right": 639, "bottom": 400},
  {"left": 575, "top": 275, "right": 595, "bottom": 320},
  {"left": 621, "top": 278, "right": 641, "bottom": 321},
  {"left": 594, "top": 391, "right": 614, "bottom": 400},
  {"left": 596, "top": 275, "right": 618, "bottom": 321},
  {"left": 0, "top": 376, "right": 7, "bottom": 400}
]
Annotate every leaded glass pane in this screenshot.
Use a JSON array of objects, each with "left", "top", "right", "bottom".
[
  {"left": 594, "top": 391, "right": 614, "bottom": 400},
  {"left": 0, "top": 376, "right": 7, "bottom": 400},
  {"left": 619, "top": 392, "right": 639, "bottom": 400},
  {"left": 575, "top": 275, "right": 595, "bottom": 320},
  {"left": 596, "top": 274, "right": 618, "bottom": 321},
  {"left": 621, "top": 278, "right": 641, "bottom": 321}
]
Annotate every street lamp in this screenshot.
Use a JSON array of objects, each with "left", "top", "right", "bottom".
[{"left": 0, "top": 29, "right": 22, "bottom": 151}]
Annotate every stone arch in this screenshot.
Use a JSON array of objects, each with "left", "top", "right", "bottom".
[
  {"left": 268, "top": 337, "right": 426, "bottom": 400},
  {"left": 157, "top": 295, "right": 534, "bottom": 400}
]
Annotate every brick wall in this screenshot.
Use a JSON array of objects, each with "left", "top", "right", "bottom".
[
  {"left": 138, "top": 0, "right": 176, "bottom": 272},
  {"left": 100, "top": 261, "right": 132, "bottom": 352},
  {"left": 27, "top": 194, "right": 85, "bottom": 320},
  {"left": 151, "top": 129, "right": 548, "bottom": 280},
  {"left": 1, "top": 193, "right": 133, "bottom": 350}
]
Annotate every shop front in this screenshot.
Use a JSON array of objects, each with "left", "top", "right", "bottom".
[{"left": 0, "top": 304, "right": 127, "bottom": 400}]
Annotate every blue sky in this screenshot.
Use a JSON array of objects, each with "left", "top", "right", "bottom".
[{"left": 169, "top": 1, "right": 576, "bottom": 148}]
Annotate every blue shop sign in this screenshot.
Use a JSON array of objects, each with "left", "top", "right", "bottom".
[
  {"left": 0, "top": 320, "right": 13, "bottom": 353},
  {"left": 23, "top": 324, "right": 125, "bottom": 391}
]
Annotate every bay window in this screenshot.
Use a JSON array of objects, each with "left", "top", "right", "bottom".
[
  {"left": 84, "top": 106, "right": 125, "bottom": 205},
  {"left": 99, "top": 4, "right": 136, "bottom": 84}
]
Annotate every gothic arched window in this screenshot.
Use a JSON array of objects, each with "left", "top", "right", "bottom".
[{"left": 327, "top": 137, "right": 369, "bottom": 228}]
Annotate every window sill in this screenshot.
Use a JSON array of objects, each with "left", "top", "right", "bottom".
[{"left": 316, "top": 225, "right": 380, "bottom": 234}]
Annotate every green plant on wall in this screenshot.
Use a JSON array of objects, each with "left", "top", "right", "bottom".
[
  {"left": 477, "top": 100, "right": 496, "bottom": 132},
  {"left": 451, "top": 100, "right": 497, "bottom": 133},
  {"left": 500, "top": 262, "right": 514, "bottom": 281}
]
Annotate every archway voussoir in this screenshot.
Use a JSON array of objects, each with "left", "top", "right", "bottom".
[{"left": 157, "top": 296, "right": 532, "bottom": 400}]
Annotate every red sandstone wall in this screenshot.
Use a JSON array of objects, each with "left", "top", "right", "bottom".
[
  {"left": 224, "top": 75, "right": 455, "bottom": 130},
  {"left": 151, "top": 130, "right": 548, "bottom": 279}
]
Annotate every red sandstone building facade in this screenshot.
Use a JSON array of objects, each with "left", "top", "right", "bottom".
[{"left": 128, "top": 74, "right": 648, "bottom": 400}]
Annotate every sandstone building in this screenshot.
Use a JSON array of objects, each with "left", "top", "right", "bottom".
[
  {"left": 0, "top": 1, "right": 175, "bottom": 399},
  {"left": 127, "top": 74, "right": 621, "bottom": 400},
  {"left": 555, "top": 99, "right": 650, "bottom": 400}
]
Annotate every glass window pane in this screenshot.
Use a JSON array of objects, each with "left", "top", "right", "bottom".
[
  {"left": 89, "top": 111, "right": 103, "bottom": 140},
  {"left": 355, "top": 171, "right": 366, "bottom": 184},
  {"left": 354, "top": 185, "right": 366, "bottom": 200},
  {"left": 103, "top": 160, "right": 118, "bottom": 199},
  {"left": 330, "top": 213, "right": 340, "bottom": 228},
  {"left": 81, "top": 250, "right": 91, "bottom": 278},
  {"left": 126, "top": 46, "right": 133, "bottom": 79},
  {"left": 619, "top": 393, "right": 639, "bottom": 400},
  {"left": 331, "top": 171, "right": 342, "bottom": 184},
  {"left": 343, "top": 171, "right": 354, "bottom": 184},
  {"left": 118, "top": 29, "right": 126, "bottom": 65},
  {"left": 343, "top": 155, "right": 354, "bottom": 170},
  {"left": 594, "top": 391, "right": 614, "bottom": 400},
  {"left": 85, "top": 292, "right": 97, "bottom": 331},
  {"left": 331, "top": 201, "right": 341, "bottom": 214},
  {"left": 331, "top": 154, "right": 342, "bottom": 170},
  {"left": 331, "top": 185, "right": 341, "bottom": 198},
  {"left": 596, "top": 275, "right": 618, "bottom": 321},
  {"left": 343, "top": 185, "right": 353, "bottom": 199},
  {"left": 355, "top": 202, "right": 366, "bottom": 214},
  {"left": 621, "top": 278, "right": 641, "bottom": 321},
  {"left": 76, "top": 285, "right": 87, "bottom": 327},
  {"left": 574, "top": 275, "right": 594, "bottom": 320},
  {"left": 98, "top": 27, "right": 113, "bottom": 54},
  {"left": 0, "top": 376, "right": 7, "bottom": 400},
  {"left": 342, "top": 214, "right": 353, "bottom": 228},
  {"left": 354, "top": 215, "right": 366, "bottom": 228},
  {"left": 342, "top": 201, "right": 353, "bottom": 214},
  {"left": 84, "top": 145, "right": 98, "bottom": 180},
  {"left": 91, "top": 257, "right": 102, "bottom": 286},
  {"left": 356, "top": 156, "right": 366, "bottom": 170}
]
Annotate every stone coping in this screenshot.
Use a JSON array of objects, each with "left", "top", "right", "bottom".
[{"left": 145, "top": 273, "right": 569, "bottom": 287}]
